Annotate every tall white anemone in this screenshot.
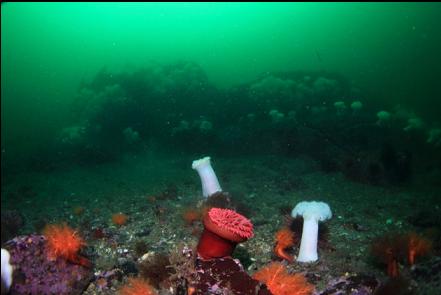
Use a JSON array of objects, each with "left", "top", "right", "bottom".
[
  {"left": 192, "top": 156, "right": 222, "bottom": 198},
  {"left": 291, "top": 201, "right": 332, "bottom": 263}
]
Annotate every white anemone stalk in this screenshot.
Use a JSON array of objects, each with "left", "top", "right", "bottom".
[
  {"left": 291, "top": 201, "right": 332, "bottom": 262},
  {"left": 1, "top": 248, "right": 13, "bottom": 293},
  {"left": 192, "top": 156, "right": 222, "bottom": 198}
]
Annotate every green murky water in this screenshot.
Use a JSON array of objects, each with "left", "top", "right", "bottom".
[{"left": 1, "top": 3, "right": 441, "bottom": 294}]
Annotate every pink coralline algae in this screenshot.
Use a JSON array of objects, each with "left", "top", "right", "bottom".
[
  {"left": 4, "top": 234, "right": 93, "bottom": 295},
  {"left": 189, "top": 257, "right": 272, "bottom": 295}
]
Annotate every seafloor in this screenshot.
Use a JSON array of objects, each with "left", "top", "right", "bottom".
[{"left": 1, "top": 151, "right": 440, "bottom": 294}]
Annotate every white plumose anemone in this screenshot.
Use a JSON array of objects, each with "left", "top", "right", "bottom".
[
  {"left": 1, "top": 248, "right": 13, "bottom": 293},
  {"left": 192, "top": 156, "right": 222, "bottom": 198},
  {"left": 376, "top": 110, "right": 391, "bottom": 126},
  {"left": 291, "top": 201, "right": 332, "bottom": 262}
]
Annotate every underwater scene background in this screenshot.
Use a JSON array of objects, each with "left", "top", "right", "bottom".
[{"left": 1, "top": 2, "right": 441, "bottom": 295}]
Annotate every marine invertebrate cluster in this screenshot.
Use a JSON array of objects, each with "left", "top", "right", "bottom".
[
  {"left": 123, "top": 127, "right": 140, "bottom": 144},
  {"left": 315, "top": 274, "right": 379, "bottom": 295},
  {"left": 249, "top": 75, "right": 295, "bottom": 105},
  {"left": 112, "top": 213, "right": 129, "bottom": 226},
  {"left": 371, "top": 232, "right": 432, "bottom": 277},
  {"left": 350, "top": 100, "right": 363, "bottom": 112},
  {"left": 190, "top": 257, "right": 271, "bottom": 295},
  {"left": 269, "top": 109, "right": 285, "bottom": 123},
  {"left": 182, "top": 208, "right": 201, "bottom": 226},
  {"left": 427, "top": 128, "right": 441, "bottom": 146},
  {"left": 371, "top": 234, "right": 404, "bottom": 278},
  {"left": 313, "top": 76, "right": 338, "bottom": 95},
  {"left": 253, "top": 262, "right": 314, "bottom": 295},
  {"left": 274, "top": 227, "right": 295, "bottom": 262},
  {"left": 4, "top": 234, "right": 92, "bottom": 294},
  {"left": 171, "top": 118, "right": 214, "bottom": 138},
  {"left": 333, "top": 101, "right": 347, "bottom": 115},
  {"left": 138, "top": 252, "right": 174, "bottom": 289},
  {"left": 376, "top": 110, "right": 391, "bottom": 126},
  {"left": 43, "top": 223, "right": 90, "bottom": 267},
  {"left": 163, "top": 244, "right": 270, "bottom": 294},
  {"left": 403, "top": 116, "right": 424, "bottom": 132},
  {"left": 197, "top": 207, "right": 254, "bottom": 259},
  {"left": 182, "top": 207, "right": 275, "bottom": 294},
  {"left": 406, "top": 232, "right": 432, "bottom": 266},
  {"left": 73, "top": 206, "right": 85, "bottom": 215},
  {"left": 59, "top": 125, "right": 86, "bottom": 145},
  {"left": 118, "top": 277, "right": 157, "bottom": 295}
]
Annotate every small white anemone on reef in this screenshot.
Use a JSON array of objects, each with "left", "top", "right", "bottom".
[
  {"left": 60, "top": 125, "right": 86, "bottom": 144},
  {"left": 376, "top": 110, "right": 391, "bottom": 126},
  {"left": 1, "top": 248, "right": 13, "bottom": 293},
  {"left": 311, "top": 105, "right": 327, "bottom": 115},
  {"left": 427, "top": 128, "right": 441, "bottom": 146},
  {"left": 171, "top": 120, "right": 190, "bottom": 136},
  {"left": 269, "top": 109, "right": 285, "bottom": 123},
  {"left": 350, "top": 100, "right": 363, "bottom": 111},
  {"left": 123, "top": 127, "right": 140, "bottom": 144},
  {"left": 333, "top": 101, "right": 346, "bottom": 109},
  {"left": 291, "top": 201, "right": 332, "bottom": 263},
  {"left": 198, "top": 119, "right": 213, "bottom": 132},
  {"left": 192, "top": 156, "right": 222, "bottom": 198},
  {"left": 334, "top": 101, "right": 347, "bottom": 115},
  {"left": 403, "top": 116, "right": 424, "bottom": 132}
]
